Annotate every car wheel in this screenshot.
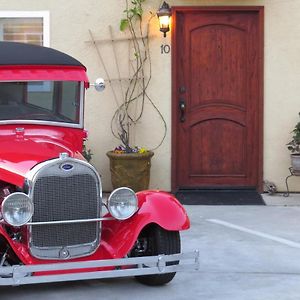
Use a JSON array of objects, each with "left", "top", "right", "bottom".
[{"left": 131, "top": 224, "right": 181, "bottom": 286}]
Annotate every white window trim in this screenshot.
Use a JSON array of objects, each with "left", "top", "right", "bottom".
[{"left": 0, "top": 11, "right": 49, "bottom": 46}]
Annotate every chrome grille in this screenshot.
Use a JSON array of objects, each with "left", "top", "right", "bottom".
[{"left": 28, "top": 158, "right": 101, "bottom": 260}]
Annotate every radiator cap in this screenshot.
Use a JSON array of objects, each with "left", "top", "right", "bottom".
[{"left": 59, "top": 152, "right": 69, "bottom": 160}]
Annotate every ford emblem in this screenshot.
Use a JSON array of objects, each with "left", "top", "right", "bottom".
[{"left": 61, "top": 163, "right": 74, "bottom": 171}]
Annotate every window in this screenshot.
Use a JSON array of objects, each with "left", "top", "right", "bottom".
[
  {"left": 0, "top": 11, "right": 49, "bottom": 46},
  {"left": 0, "top": 81, "right": 82, "bottom": 125}
]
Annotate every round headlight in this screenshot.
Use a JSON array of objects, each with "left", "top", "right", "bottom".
[
  {"left": 108, "top": 187, "right": 138, "bottom": 220},
  {"left": 1, "top": 193, "right": 34, "bottom": 226}
]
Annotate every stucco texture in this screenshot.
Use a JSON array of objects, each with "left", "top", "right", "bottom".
[{"left": 0, "top": 0, "right": 298, "bottom": 192}]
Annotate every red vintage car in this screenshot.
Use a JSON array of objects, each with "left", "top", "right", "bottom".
[{"left": 0, "top": 42, "right": 198, "bottom": 286}]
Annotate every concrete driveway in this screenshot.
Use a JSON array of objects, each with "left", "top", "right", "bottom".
[{"left": 2, "top": 194, "right": 300, "bottom": 300}]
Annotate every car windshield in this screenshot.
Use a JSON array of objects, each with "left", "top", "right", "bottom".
[{"left": 0, "top": 81, "right": 82, "bottom": 125}]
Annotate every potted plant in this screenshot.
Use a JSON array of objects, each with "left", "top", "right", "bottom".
[
  {"left": 106, "top": 0, "right": 166, "bottom": 192},
  {"left": 107, "top": 147, "right": 154, "bottom": 192},
  {"left": 287, "top": 112, "right": 300, "bottom": 173},
  {"left": 82, "top": 142, "right": 93, "bottom": 163}
]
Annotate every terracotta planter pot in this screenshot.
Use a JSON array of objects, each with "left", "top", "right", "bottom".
[{"left": 106, "top": 151, "right": 154, "bottom": 192}]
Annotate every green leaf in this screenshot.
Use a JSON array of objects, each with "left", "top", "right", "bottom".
[
  {"left": 136, "top": 6, "right": 143, "bottom": 17},
  {"left": 120, "top": 18, "right": 129, "bottom": 31},
  {"left": 129, "top": 8, "right": 136, "bottom": 15}
]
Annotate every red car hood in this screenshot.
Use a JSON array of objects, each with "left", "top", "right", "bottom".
[{"left": 0, "top": 126, "right": 85, "bottom": 187}]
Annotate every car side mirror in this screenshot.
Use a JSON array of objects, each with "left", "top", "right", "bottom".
[{"left": 91, "top": 78, "right": 105, "bottom": 92}]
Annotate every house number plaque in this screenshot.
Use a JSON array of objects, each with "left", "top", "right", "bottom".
[{"left": 160, "top": 44, "right": 171, "bottom": 54}]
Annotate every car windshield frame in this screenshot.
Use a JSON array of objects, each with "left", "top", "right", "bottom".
[{"left": 0, "top": 80, "right": 84, "bottom": 129}]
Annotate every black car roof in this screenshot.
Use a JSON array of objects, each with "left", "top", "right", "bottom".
[{"left": 0, "top": 41, "right": 85, "bottom": 68}]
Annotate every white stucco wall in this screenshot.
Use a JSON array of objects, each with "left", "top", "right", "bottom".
[{"left": 0, "top": 0, "right": 299, "bottom": 192}]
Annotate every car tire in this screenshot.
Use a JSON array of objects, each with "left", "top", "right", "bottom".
[{"left": 133, "top": 224, "right": 181, "bottom": 286}]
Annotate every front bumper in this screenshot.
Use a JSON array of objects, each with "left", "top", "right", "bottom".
[{"left": 0, "top": 251, "right": 199, "bottom": 286}]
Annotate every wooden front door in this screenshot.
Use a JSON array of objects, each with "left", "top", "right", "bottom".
[{"left": 172, "top": 7, "right": 264, "bottom": 190}]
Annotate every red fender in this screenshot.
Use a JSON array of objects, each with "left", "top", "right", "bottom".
[{"left": 101, "top": 190, "right": 190, "bottom": 258}]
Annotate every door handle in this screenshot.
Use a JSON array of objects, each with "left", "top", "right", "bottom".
[{"left": 179, "top": 98, "right": 186, "bottom": 122}]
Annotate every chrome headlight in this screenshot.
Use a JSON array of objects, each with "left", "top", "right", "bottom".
[
  {"left": 108, "top": 187, "right": 138, "bottom": 220},
  {"left": 1, "top": 193, "right": 34, "bottom": 226}
]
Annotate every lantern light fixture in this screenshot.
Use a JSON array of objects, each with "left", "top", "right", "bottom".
[{"left": 157, "top": 1, "right": 171, "bottom": 38}]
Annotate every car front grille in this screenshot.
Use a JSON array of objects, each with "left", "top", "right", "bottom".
[{"left": 28, "top": 158, "right": 101, "bottom": 260}]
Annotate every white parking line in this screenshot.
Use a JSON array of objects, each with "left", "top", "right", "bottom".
[{"left": 207, "top": 219, "right": 300, "bottom": 249}]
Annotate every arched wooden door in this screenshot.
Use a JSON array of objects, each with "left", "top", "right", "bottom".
[{"left": 171, "top": 7, "right": 264, "bottom": 191}]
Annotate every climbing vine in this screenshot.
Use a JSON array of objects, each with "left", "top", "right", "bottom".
[{"left": 110, "top": 0, "right": 167, "bottom": 153}]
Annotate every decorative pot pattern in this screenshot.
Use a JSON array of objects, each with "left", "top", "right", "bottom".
[{"left": 107, "top": 151, "right": 154, "bottom": 192}]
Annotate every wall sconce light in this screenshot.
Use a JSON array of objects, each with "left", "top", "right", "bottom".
[{"left": 157, "top": 1, "right": 171, "bottom": 38}]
